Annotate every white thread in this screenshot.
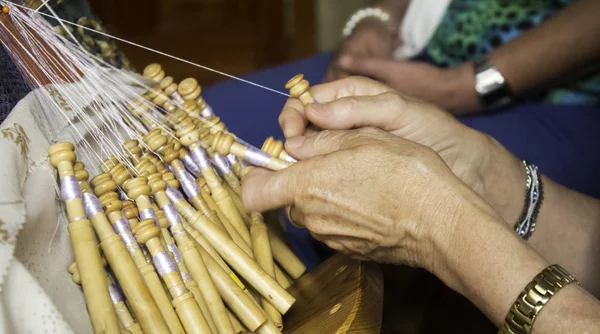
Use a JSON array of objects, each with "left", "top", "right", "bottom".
[{"left": 6, "top": 1, "right": 290, "bottom": 97}]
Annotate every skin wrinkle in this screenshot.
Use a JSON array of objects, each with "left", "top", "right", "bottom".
[{"left": 245, "top": 76, "right": 600, "bottom": 332}]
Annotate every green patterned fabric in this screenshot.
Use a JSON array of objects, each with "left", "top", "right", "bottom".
[{"left": 425, "top": 0, "right": 600, "bottom": 106}]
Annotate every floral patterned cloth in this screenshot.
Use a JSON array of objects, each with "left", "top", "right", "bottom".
[{"left": 0, "top": 72, "right": 153, "bottom": 334}]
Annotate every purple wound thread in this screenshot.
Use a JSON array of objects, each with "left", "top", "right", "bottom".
[
  {"left": 226, "top": 153, "right": 238, "bottom": 165},
  {"left": 176, "top": 169, "right": 200, "bottom": 198},
  {"left": 60, "top": 175, "right": 82, "bottom": 201},
  {"left": 212, "top": 154, "right": 232, "bottom": 175},
  {"left": 108, "top": 283, "right": 125, "bottom": 304},
  {"left": 182, "top": 154, "right": 200, "bottom": 177},
  {"left": 82, "top": 192, "right": 103, "bottom": 218},
  {"left": 163, "top": 204, "right": 182, "bottom": 227},
  {"left": 181, "top": 271, "right": 193, "bottom": 282},
  {"left": 190, "top": 146, "right": 211, "bottom": 170},
  {"left": 139, "top": 208, "right": 158, "bottom": 225},
  {"left": 243, "top": 146, "right": 271, "bottom": 168},
  {"left": 113, "top": 218, "right": 137, "bottom": 246},
  {"left": 165, "top": 184, "right": 184, "bottom": 203},
  {"left": 167, "top": 243, "right": 183, "bottom": 263},
  {"left": 200, "top": 106, "right": 214, "bottom": 117},
  {"left": 153, "top": 251, "right": 178, "bottom": 276},
  {"left": 172, "top": 92, "right": 184, "bottom": 104}
]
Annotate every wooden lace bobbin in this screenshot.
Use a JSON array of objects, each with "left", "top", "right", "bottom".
[
  {"left": 191, "top": 176, "right": 255, "bottom": 259},
  {"left": 130, "top": 215, "right": 210, "bottom": 333},
  {"left": 173, "top": 127, "right": 254, "bottom": 250},
  {"left": 177, "top": 77, "right": 216, "bottom": 118},
  {"left": 178, "top": 127, "right": 253, "bottom": 246},
  {"left": 149, "top": 209, "right": 266, "bottom": 333},
  {"left": 142, "top": 63, "right": 182, "bottom": 102},
  {"left": 132, "top": 218, "right": 212, "bottom": 334},
  {"left": 262, "top": 136, "right": 296, "bottom": 163},
  {"left": 143, "top": 63, "right": 166, "bottom": 82},
  {"left": 208, "top": 147, "right": 243, "bottom": 196},
  {"left": 285, "top": 74, "right": 316, "bottom": 105},
  {"left": 91, "top": 173, "right": 181, "bottom": 333},
  {"left": 159, "top": 223, "right": 222, "bottom": 334},
  {"left": 250, "top": 213, "right": 283, "bottom": 329},
  {"left": 147, "top": 173, "right": 235, "bottom": 334},
  {"left": 140, "top": 131, "right": 226, "bottom": 233},
  {"left": 68, "top": 262, "right": 143, "bottom": 334},
  {"left": 158, "top": 158, "right": 243, "bottom": 252},
  {"left": 192, "top": 236, "right": 268, "bottom": 332},
  {"left": 123, "top": 139, "right": 143, "bottom": 164},
  {"left": 48, "top": 143, "right": 120, "bottom": 334},
  {"left": 73, "top": 162, "right": 169, "bottom": 334},
  {"left": 211, "top": 131, "right": 290, "bottom": 171},
  {"left": 173, "top": 191, "right": 296, "bottom": 315},
  {"left": 237, "top": 168, "right": 306, "bottom": 281}
]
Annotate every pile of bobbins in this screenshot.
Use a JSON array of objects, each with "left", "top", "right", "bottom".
[{"left": 49, "top": 64, "right": 317, "bottom": 333}]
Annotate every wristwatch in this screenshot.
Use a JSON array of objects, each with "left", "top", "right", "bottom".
[{"left": 473, "top": 56, "right": 513, "bottom": 108}]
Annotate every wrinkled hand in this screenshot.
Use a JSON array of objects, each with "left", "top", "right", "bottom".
[
  {"left": 279, "top": 76, "right": 493, "bottom": 196},
  {"left": 242, "top": 127, "right": 494, "bottom": 277},
  {"left": 335, "top": 57, "right": 479, "bottom": 114},
  {"left": 324, "top": 18, "right": 396, "bottom": 83}
]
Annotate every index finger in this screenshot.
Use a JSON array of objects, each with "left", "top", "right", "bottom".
[
  {"left": 279, "top": 76, "right": 394, "bottom": 138},
  {"left": 278, "top": 98, "right": 308, "bottom": 138},
  {"left": 310, "top": 76, "right": 395, "bottom": 103}
]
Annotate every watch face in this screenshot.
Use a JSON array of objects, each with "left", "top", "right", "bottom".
[{"left": 475, "top": 67, "right": 506, "bottom": 95}]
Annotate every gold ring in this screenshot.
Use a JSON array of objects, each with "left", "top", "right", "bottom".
[{"left": 285, "top": 205, "right": 303, "bottom": 228}]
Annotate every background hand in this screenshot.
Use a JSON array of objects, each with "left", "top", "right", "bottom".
[
  {"left": 324, "top": 18, "right": 396, "bottom": 83},
  {"left": 336, "top": 58, "right": 479, "bottom": 114}
]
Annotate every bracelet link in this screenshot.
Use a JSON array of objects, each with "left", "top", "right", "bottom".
[{"left": 499, "top": 264, "right": 578, "bottom": 334}]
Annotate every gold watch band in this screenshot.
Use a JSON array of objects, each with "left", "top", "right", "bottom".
[{"left": 499, "top": 264, "right": 578, "bottom": 334}]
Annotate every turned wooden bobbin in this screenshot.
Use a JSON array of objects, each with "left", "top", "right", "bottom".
[
  {"left": 106, "top": 160, "right": 132, "bottom": 188},
  {"left": 142, "top": 130, "right": 180, "bottom": 164},
  {"left": 48, "top": 143, "right": 121, "bottom": 334},
  {"left": 262, "top": 136, "right": 296, "bottom": 163},
  {"left": 148, "top": 172, "right": 235, "bottom": 334},
  {"left": 123, "top": 139, "right": 143, "bottom": 163},
  {"left": 143, "top": 63, "right": 166, "bottom": 82},
  {"left": 132, "top": 217, "right": 211, "bottom": 334},
  {"left": 75, "top": 163, "right": 170, "bottom": 334},
  {"left": 69, "top": 262, "right": 144, "bottom": 334},
  {"left": 178, "top": 77, "right": 202, "bottom": 101},
  {"left": 211, "top": 131, "right": 290, "bottom": 171},
  {"left": 286, "top": 74, "right": 315, "bottom": 105}
]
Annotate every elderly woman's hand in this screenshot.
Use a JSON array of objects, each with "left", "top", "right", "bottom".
[
  {"left": 242, "top": 127, "right": 501, "bottom": 285},
  {"left": 279, "top": 76, "right": 499, "bottom": 199}
]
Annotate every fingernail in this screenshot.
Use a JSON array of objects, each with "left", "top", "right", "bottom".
[
  {"left": 338, "top": 55, "right": 352, "bottom": 68},
  {"left": 286, "top": 136, "right": 306, "bottom": 149}
]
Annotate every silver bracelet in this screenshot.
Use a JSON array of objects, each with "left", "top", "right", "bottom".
[
  {"left": 514, "top": 160, "right": 543, "bottom": 240},
  {"left": 342, "top": 7, "right": 390, "bottom": 37}
]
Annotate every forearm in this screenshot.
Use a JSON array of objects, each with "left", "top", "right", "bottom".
[
  {"left": 478, "top": 133, "right": 600, "bottom": 296},
  {"left": 442, "top": 207, "right": 600, "bottom": 332},
  {"left": 490, "top": 0, "right": 600, "bottom": 95}
]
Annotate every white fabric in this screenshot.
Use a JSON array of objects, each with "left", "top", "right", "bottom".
[
  {"left": 0, "top": 73, "right": 153, "bottom": 334},
  {"left": 393, "top": 0, "right": 452, "bottom": 59}
]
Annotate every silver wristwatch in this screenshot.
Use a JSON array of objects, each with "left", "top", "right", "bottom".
[{"left": 474, "top": 57, "right": 513, "bottom": 108}]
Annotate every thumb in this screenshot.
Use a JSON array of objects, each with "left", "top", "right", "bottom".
[
  {"left": 284, "top": 129, "right": 367, "bottom": 160},
  {"left": 337, "top": 55, "right": 393, "bottom": 80},
  {"left": 304, "top": 92, "right": 406, "bottom": 132},
  {"left": 241, "top": 167, "right": 301, "bottom": 212}
]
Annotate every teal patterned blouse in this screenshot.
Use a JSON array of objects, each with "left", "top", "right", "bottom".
[{"left": 424, "top": 0, "right": 600, "bottom": 106}]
